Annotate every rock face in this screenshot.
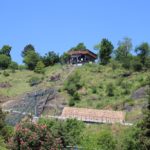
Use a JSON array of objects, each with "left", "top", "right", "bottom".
[
  {"left": 131, "top": 86, "right": 148, "bottom": 100},
  {"left": 4, "top": 88, "right": 56, "bottom": 126}
]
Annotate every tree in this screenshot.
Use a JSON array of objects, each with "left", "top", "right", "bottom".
[
  {"left": 42, "top": 51, "right": 59, "bottom": 66},
  {"left": 138, "top": 76, "right": 150, "bottom": 149},
  {"left": 115, "top": 38, "right": 133, "bottom": 69},
  {"left": 60, "top": 52, "right": 70, "bottom": 64},
  {"left": 70, "top": 43, "right": 86, "bottom": 51},
  {"left": 115, "top": 37, "right": 132, "bottom": 61},
  {"left": 135, "top": 42, "right": 150, "bottom": 65},
  {"left": 38, "top": 118, "right": 84, "bottom": 148},
  {"left": 9, "top": 61, "right": 18, "bottom": 70},
  {"left": 97, "top": 130, "right": 116, "bottom": 150},
  {"left": 22, "top": 44, "right": 35, "bottom": 57},
  {"left": 34, "top": 61, "right": 45, "bottom": 74},
  {"left": 0, "top": 54, "right": 11, "bottom": 69},
  {"left": 95, "top": 38, "right": 114, "bottom": 65},
  {"left": 23, "top": 50, "right": 40, "bottom": 70},
  {"left": 0, "top": 45, "right": 12, "bottom": 58},
  {"left": 9, "top": 122, "right": 62, "bottom": 150}
]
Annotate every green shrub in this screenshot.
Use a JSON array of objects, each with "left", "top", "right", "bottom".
[
  {"left": 69, "top": 98, "right": 75, "bottom": 106},
  {"left": 97, "top": 130, "right": 116, "bottom": 150},
  {"left": 106, "top": 83, "right": 114, "bottom": 96},
  {"left": 9, "top": 122, "right": 62, "bottom": 149},
  {"left": 34, "top": 61, "right": 45, "bottom": 74},
  {"left": 38, "top": 118, "right": 84, "bottom": 147},
  {"left": 28, "top": 76, "right": 41, "bottom": 86},
  {"left": 131, "top": 58, "right": 143, "bottom": 71},
  {"left": 91, "top": 86, "right": 97, "bottom": 94},
  {"left": 64, "top": 72, "right": 83, "bottom": 96},
  {"left": 3, "top": 71, "right": 9, "bottom": 77},
  {"left": 9, "top": 61, "right": 18, "bottom": 70}
]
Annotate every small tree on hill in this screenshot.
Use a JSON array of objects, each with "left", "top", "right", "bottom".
[
  {"left": 23, "top": 50, "right": 40, "bottom": 70},
  {"left": 95, "top": 38, "right": 114, "bottom": 65},
  {"left": 135, "top": 42, "right": 150, "bottom": 66},
  {"left": 22, "top": 44, "right": 35, "bottom": 57},
  {"left": 0, "top": 45, "right": 12, "bottom": 58},
  {"left": 0, "top": 54, "right": 11, "bottom": 69},
  {"left": 34, "top": 61, "right": 45, "bottom": 74}
]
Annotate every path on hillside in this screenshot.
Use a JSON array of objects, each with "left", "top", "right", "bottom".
[{"left": 43, "top": 65, "right": 76, "bottom": 115}]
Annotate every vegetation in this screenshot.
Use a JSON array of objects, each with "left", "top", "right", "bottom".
[
  {"left": 0, "top": 38, "right": 150, "bottom": 149},
  {"left": 95, "top": 38, "right": 114, "bottom": 65}
]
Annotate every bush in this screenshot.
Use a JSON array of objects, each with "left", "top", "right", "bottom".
[
  {"left": 106, "top": 83, "right": 114, "bottom": 96},
  {"left": 0, "top": 54, "right": 11, "bottom": 69},
  {"left": 9, "top": 122, "right": 62, "bottom": 150},
  {"left": 64, "top": 72, "right": 83, "bottom": 96},
  {"left": 131, "top": 57, "right": 143, "bottom": 71},
  {"left": 28, "top": 76, "right": 41, "bottom": 86},
  {"left": 69, "top": 98, "right": 75, "bottom": 106},
  {"left": 34, "top": 61, "right": 45, "bottom": 74},
  {"left": 9, "top": 61, "right": 18, "bottom": 70},
  {"left": 3, "top": 71, "right": 9, "bottom": 77},
  {"left": 38, "top": 118, "right": 84, "bottom": 148},
  {"left": 97, "top": 130, "right": 116, "bottom": 150}
]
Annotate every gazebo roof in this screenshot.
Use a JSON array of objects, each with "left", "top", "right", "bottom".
[{"left": 68, "top": 49, "right": 97, "bottom": 59}]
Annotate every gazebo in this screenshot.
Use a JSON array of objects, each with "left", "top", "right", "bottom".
[{"left": 68, "top": 49, "right": 97, "bottom": 65}]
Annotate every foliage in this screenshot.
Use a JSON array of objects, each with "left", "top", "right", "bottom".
[
  {"left": 34, "top": 61, "right": 45, "bottom": 74},
  {"left": 97, "top": 130, "right": 116, "bottom": 150},
  {"left": 9, "top": 122, "right": 62, "bottom": 150},
  {"left": 0, "top": 45, "right": 12, "bottom": 58},
  {"left": 60, "top": 52, "right": 70, "bottom": 64},
  {"left": 69, "top": 42, "right": 86, "bottom": 51},
  {"left": 138, "top": 76, "right": 150, "bottom": 149},
  {"left": 64, "top": 72, "right": 83, "bottom": 96},
  {"left": 23, "top": 50, "right": 40, "bottom": 70},
  {"left": 131, "top": 57, "right": 143, "bottom": 71},
  {"left": 106, "top": 83, "right": 114, "bottom": 96},
  {"left": 115, "top": 37, "right": 132, "bottom": 61},
  {"left": 42, "top": 51, "right": 59, "bottom": 66},
  {"left": 28, "top": 76, "right": 42, "bottom": 86},
  {"left": 9, "top": 61, "right": 18, "bottom": 70},
  {"left": 119, "top": 127, "right": 141, "bottom": 150},
  {"left": 3, "top": 71, "right": 9, "bottom": 77},
  {"left": 22, "top": 44, "right": 35, "bottom": 57},
  {"left": 95, "top": 38, "right": 114, "bottom": 65},
  {"left": 38, "top": 118, "right": 84, "bottom": 147},
  {"left": 0, "top": 136, "right": 7, "bottom": 150},
  {"left": 0, "top": 54, "right": 11, "bottom": 69},
  {"left": 135, "top": 42, "right": 150, "bottom": 65}
]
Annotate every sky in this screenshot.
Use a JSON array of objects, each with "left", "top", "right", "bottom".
[{"left": 0, "top": 0, "right": 150, "bottom": 64}]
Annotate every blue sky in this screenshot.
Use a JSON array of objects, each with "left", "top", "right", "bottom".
[{"left": 0, "top": 0, "right": 150, "bottom": 64}]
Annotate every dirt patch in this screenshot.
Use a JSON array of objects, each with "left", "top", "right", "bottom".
[{"left": 0, "top": 82, "right": 12, "bottom": 88}]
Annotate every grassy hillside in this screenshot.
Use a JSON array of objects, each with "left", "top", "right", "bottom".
[{"left": 0, "top": 63, "right": 149, "bottom": 122}]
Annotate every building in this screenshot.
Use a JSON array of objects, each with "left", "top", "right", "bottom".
[
  {"left": 68, "top": 50, "right": 97, "bottom": 65},
  {"left": 61, "top": 107, "right": 125, "bottom": 124}
]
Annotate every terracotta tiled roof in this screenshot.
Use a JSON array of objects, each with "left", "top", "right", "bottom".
[
  {"left": 68, "top": 50, "right": 97, "bottom": 59},
  {"left": 61, "top": 107, "right": 125, "bottom": 124}
]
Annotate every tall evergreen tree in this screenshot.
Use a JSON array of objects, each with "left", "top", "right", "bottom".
[
  {"left": 135, "top": 42, "right": 150, "bottom": 65},
  {"left": 95, "top": 38, "right": 114, "bottom": 65}
]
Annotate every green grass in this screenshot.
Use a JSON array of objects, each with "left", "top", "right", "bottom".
[{"left": 0, "top": 63, "right": 149, "bottom": 121}]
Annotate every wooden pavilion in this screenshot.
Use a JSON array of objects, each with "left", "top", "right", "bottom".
[{"left": 68, "top": 50, "right": 97, "bottom": 65}]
